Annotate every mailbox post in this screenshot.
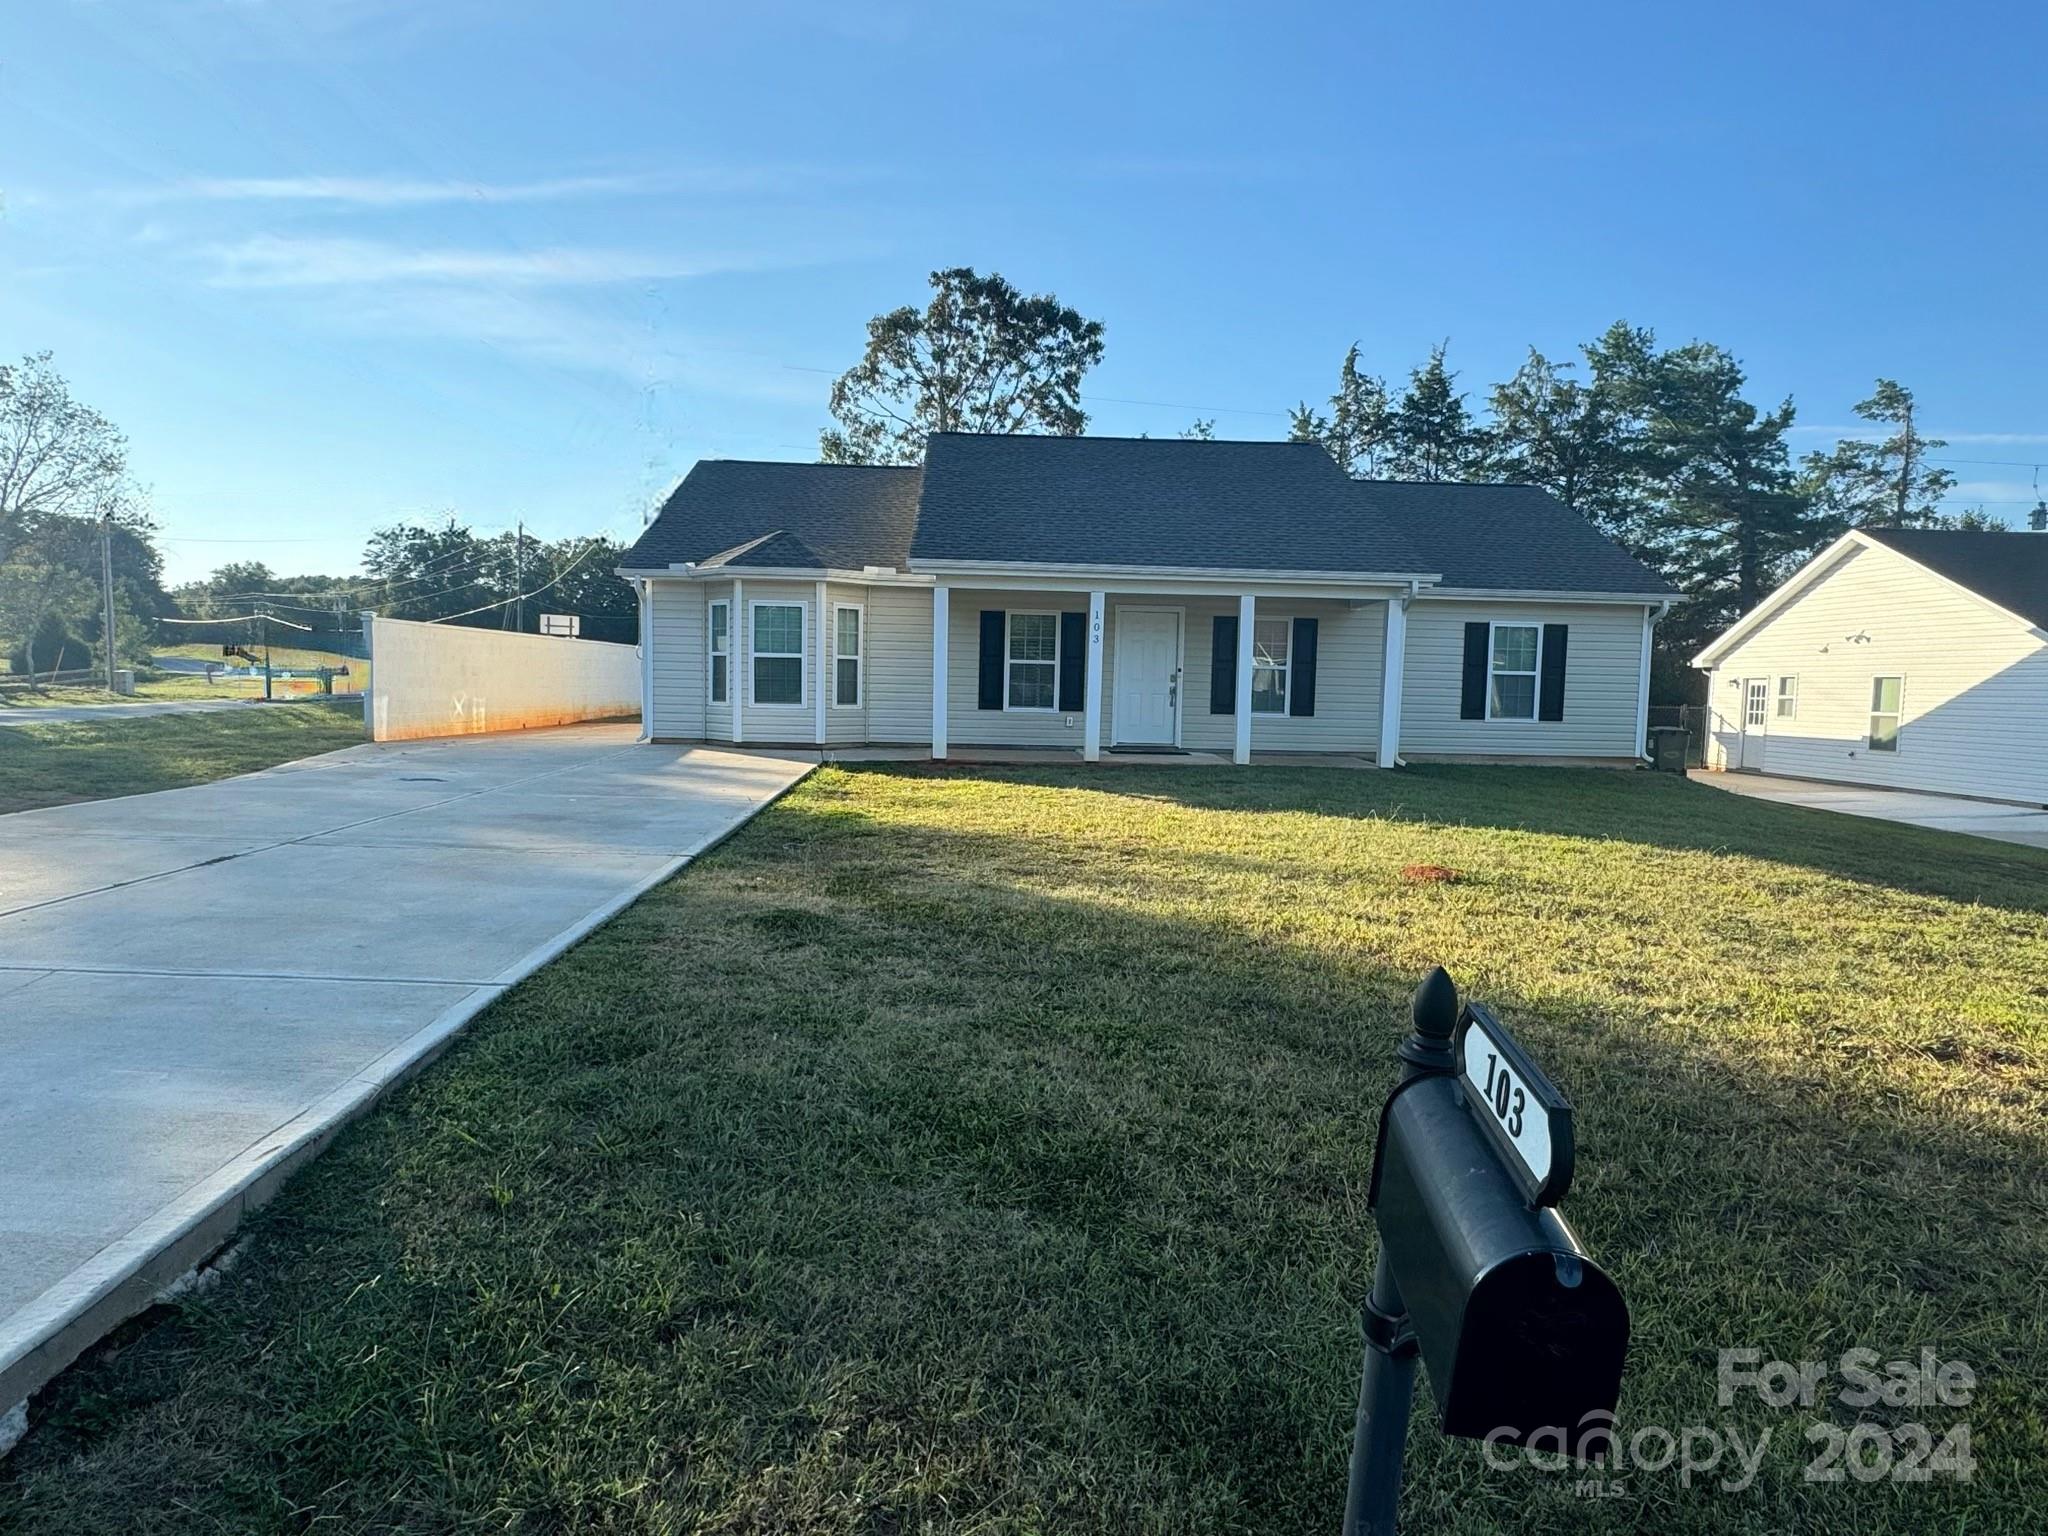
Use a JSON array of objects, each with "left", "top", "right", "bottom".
[{"left": 1341, "top": 967, "right": 1629, "bottom": 1535}]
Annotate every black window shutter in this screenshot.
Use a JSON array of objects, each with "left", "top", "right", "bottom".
[
  {"left": 1289, "top": 617, "right": 1318, "bottom": 717},
  {"left": 978, "top": 610, "right": 1005, "bottom": 710},
  {"left": 1057, "top": 611, "right": 1086, "bottom": 712},
  {"left": 1210, "top": 615, "right": 1238, "bottom": 714},
  {"left": 1539, "top": 623, "right": 1569, "bottom": 721},
  {"left": 1460, "top": 622, "right": 1488, "bottom": 719}
]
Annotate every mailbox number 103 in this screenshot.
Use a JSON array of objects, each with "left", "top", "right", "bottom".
[{"left": 1481, "top": 1053, "right": 1527, "bottom": 1136}]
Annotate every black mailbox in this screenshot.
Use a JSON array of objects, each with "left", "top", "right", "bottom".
[
  {"left": 1369, "top": 1070, "right": 1628, "bottom": 1446},
  {"left": 1342, "top": 970, "right": 1631, "bottom": 1536}
]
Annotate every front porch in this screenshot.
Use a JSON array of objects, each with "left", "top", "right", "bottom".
[
  {"left": 927, "top": 581, "right": 1411, "bottom": 765},
  {"left": 830, "top": 745, "right": 1381, "bottom": 768}
]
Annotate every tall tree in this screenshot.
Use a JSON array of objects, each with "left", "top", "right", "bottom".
[
  {"left": 1801, "top": 379, "right": 1957, "bottom": 531},
  {"left": 1288, "top": 343, "right": 1394, "bottom": 477},
  {"left": 0, "top": 352, "right": 129, "bottom": 567},
  {"left": 1633, "top": 339, "right": 1813, "bottom": 619},
  {"left": 819, "top": 268, "right": 1106, "bottom": 464},
  {"left": 1386, "top": 342, "right": 1486, "bottom": 481},
  {"left": 1487, "top": 347, "right": 1641, "bottom": 542},
  {"left": 362, "top": 518, "right": 491, "bottom": 621}
]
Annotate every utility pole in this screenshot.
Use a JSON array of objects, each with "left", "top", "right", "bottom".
[
  {"left": 100, "top": 513, "right": 119, "bottom": 692},
  {"left": 260, "top": 606, "right": 274, "bottom": 702},
  {"left": 514, "top": 519, "right": 526, "bottom": 633}
]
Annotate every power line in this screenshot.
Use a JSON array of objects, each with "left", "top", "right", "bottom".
[{"left": 428, "top": 539, "right": 602, "bottom": 624}]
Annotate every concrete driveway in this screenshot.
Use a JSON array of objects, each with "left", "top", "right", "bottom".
[
  {"left": 1695, "top": 770, "right": 2048, "bottom": 850},
  {"left": 0, "top": 724, "right": 811, "bottom": 1414}
]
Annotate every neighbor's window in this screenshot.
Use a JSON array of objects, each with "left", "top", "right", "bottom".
[
  {"left": 708, "top": 600, "right": 729, "bottom": 705},
  {"left": 1775, "top": 675, "right": 1798, "bottom": 719},
  {"left": 1006, "top": 611, "right": 1058, "bottom": 710},
  {"left": 1489, "top": 623, "right": 1540, "bottom": 720},
  {"left": 751, "top": 602, "right": 804, "bottom": 706},
  {"left": 834, "top": 605, "right": 862, "bottom": 708},
  {"left": 1868, "top": 675, "right": 1903, "bottom": 752},
  {"left": 1252, "top": 617, "right": 1290, "bottom": 714}
]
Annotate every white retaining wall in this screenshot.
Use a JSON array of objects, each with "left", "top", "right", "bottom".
[{"left": 365, "top": 615, "right": 641, "bottom": 742}]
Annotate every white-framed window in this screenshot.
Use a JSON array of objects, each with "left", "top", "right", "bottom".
[
  {"left": 833, "top": 603, "right": 862, "bottom": 708},
  {"left": 750, "top": 601, "right": 804, "bottom": 706},
  {"left": 1775, "top": 675, "right": 1798, "bottom": 719},
  {"left": 1868, "top": 675, "right": 1903, "bottom": 752},
  {"left": 1005, "top": 611, "right": 1059, "bottom": 710},
  {"left": 708, "top": 600, "right": 729, "bottom": 705},
  {"left": 1488, "top": 622, "right": 1541, "bottom": 720},
  {"left": 1251, "top": 616, "right": 1291, "bottom": 714}
]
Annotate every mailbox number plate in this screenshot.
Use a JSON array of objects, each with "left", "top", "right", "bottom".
[{"left": 1455, "top": 1003, "right": 1575, "bottom": 1207}]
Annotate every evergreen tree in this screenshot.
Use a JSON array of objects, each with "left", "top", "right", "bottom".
[
  {"left": 1386, "top": 343, "right": 1486, "bottom": 481},
  {"left": 1801, "top": 379, "right": 1956, "bottom": 531},
  {"left": 1287, "top": 343, "right": 1393, "bottom": 477},
  {"left": 1487, "top": 347, "right": 1642, "bottom": 544}
]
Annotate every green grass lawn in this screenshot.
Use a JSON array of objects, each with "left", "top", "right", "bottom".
[
  {"left": 0, "top": 702, "right": 365, "bottom": 813},
  {"left": 2, "top": 766, "right": 2043, "bottom": 1532}
]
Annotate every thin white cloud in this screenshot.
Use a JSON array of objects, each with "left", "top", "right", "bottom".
[
  {"left": 135, "top": 172, "right": 661, "bottom": 208},
  {"left": 112, "top": 163, "right": 887, "bottom": 209},
  {"left": 200, "top": 235, "right": 750, "bottom": 288}
]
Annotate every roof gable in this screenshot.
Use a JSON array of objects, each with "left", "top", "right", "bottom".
[{"left": 622, "top": 460, "right": 922, "bottom": 571}]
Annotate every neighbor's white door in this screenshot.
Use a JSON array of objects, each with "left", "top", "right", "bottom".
[
  {"left": 1112, "top": 608, "right": 1180, "bottom": 745},
  {"left": 1738, "top": 678, "right": 1769, "bottom": 770}
]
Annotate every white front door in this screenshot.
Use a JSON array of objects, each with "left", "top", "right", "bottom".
[
  {"left": 1112, "top": 608, "right": 1180, "bottom": 745},
  {"left": 1738, "top": 679, "right": 1769, "bottom": 770}
]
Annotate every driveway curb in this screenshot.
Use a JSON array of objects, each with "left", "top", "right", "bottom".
[{"left": 0, "top": 757, "right": 817, "bottom": 1430}]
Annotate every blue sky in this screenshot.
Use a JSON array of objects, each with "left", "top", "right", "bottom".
[{"left": 6, "top": 0, "right": 2047, "bottom": 584}]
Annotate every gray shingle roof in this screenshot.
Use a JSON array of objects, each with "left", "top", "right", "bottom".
[
  {"left": 911, "top": 432, "right": 1434, "bottom": 574},
  {"left": 1859, "top": 527, "right": 2048, "bottom": 629},
  {"left": 622, "top": 460, "right": 921, "bottom": 571},
  {"left": 1351, "top": 481, "right": 1676, "bottom": 595},
  {"left": 622, "top": 435, "right": 1676, "bottom": 596}
]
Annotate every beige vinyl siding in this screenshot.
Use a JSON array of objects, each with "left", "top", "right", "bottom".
[
  {"left": 862, "top": 585, "right": 935, "bottom": 744},
  {"left": 730, "top": 580, "right": 819, "bottom": 744},
  {"left": 1172, "top": 597, "right": 1384, "bottom": 753},
  {"left": 1402, "top": 599, "right": 1647, "bottom": 758},
  {"left": 648, "top": 579, "right": 706, "bottom": 740},
  {"left": 946, "top": 591, "right": 1087, "bottom": 748},
  {"left": 1703, "top": 540, "right": 2048, "bottom": 802},
  {"left": 823, "top": 581, "right": 869, "bottom": 746}
]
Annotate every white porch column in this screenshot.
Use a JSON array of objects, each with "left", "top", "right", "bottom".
[
  {"left": 814, "top": 579, "right": 829, "bottom": 746},
  {"left": 1636, "top": 604, "right": 1655, "bottom": 758},
  {"left": 930, "top": 583, "right": 950, "bottom": 759},
  {"left": 638, "top": 580, "right": 654, "bottom": 742},
  {"left": 1233, "top": 593, "right": 1255, "bottom": 765},
  {"left": 1377, "top": 596, "right": 1407, "bottom": 768},
  {"left": 1082, "top": 589, "right": 1106, "bottom": 761},
  {"left": 731, "top": 577, "right": 744, "bottom": 745}
]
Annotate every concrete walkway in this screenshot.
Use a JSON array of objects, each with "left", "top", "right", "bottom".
[
  {"left": 0, "top": 697, "right": 312, "bottom": 726},
  {"left": 1694, "top": 770, "right": 2048, "bottom": 850},
  {"left": 0, "top": 724, "right": 811, "bottom": 1414}
]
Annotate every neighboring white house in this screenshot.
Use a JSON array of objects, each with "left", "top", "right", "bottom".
[
  {"left": 620, "top": 432, "right": 1677, "bottom": 765},
  {"left": 1692, "top": 527, "right": 2048, "bottom": 805}
]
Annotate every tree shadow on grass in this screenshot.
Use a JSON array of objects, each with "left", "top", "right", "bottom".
[{"left": 6, "top": 791, "right": 2044, "bottom": 1535}]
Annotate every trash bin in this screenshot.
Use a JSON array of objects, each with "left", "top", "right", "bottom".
[
  {"left": 112, "top": 669, "right": 136, "bottom": 696},
  {"left": 1647, "top": 726, "right": 1690, "bottom": 773}
]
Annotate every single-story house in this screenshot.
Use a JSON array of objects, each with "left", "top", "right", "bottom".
[
  {"left": 1693, "top": 526, "right": 2048, "bottom": 805},
  {"left": 618, "top": 433, "right": 1677, "bottom": 764}
]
